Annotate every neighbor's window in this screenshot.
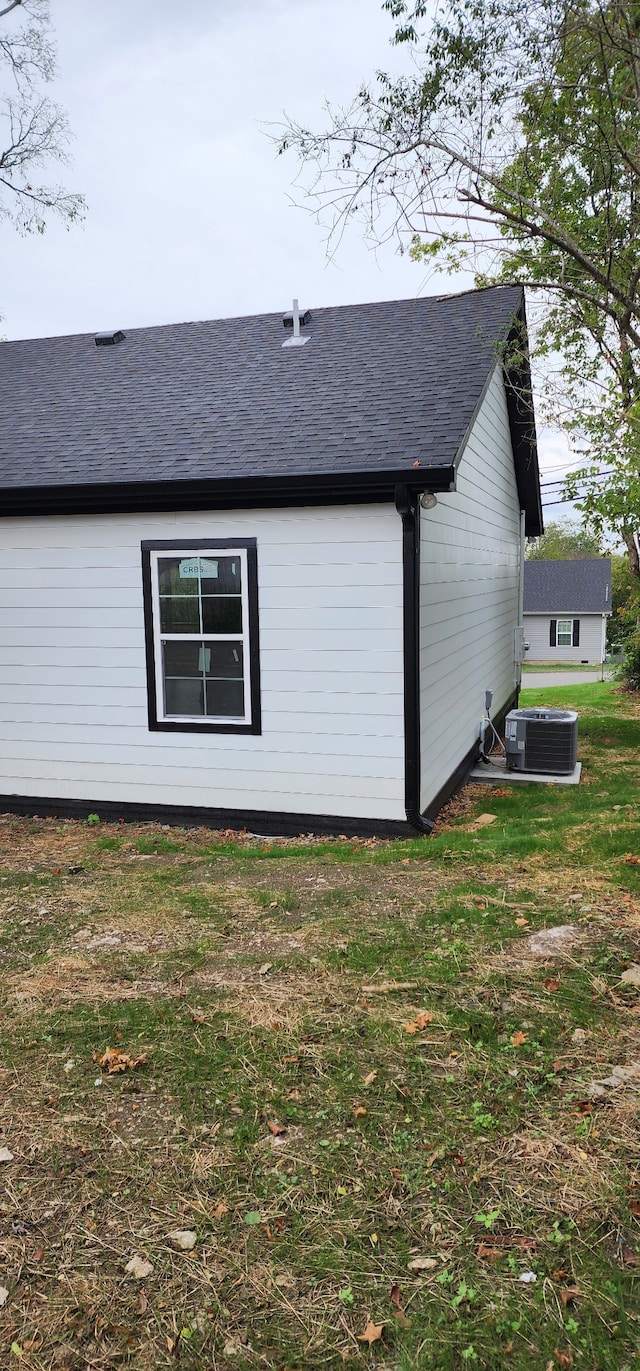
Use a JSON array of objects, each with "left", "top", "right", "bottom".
[
  {"left": 556, "top": 619, "right": 573, "bottom": 647},
  {"left": 142, "top": 540, "right": 261, "bottom": 734}
]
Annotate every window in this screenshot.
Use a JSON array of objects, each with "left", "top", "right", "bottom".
[
  {"left": 141, "top": 539, "right": 261, "bottom": 734},
  {"left": 556, "top": 618, "right": 573, "bottom": 647}
]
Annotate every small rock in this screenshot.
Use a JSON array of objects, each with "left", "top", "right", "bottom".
[
  {"left": 571, "top": 1028, "right": 588, "bottom": 1045},
  {"left": 0, "top": 1286, "right": 8, "bottom": 1307},
  {"left": 526, "top": 926, "right": 581, "bottom": 956},
  {"left": 407, "top": 1256, "right": 438, "bottom": 1272},
  {"left": 63, "top": 1060, "right": 75, "bottom": 1073},
  {"left": 0, "top": 1147, "right": 14, "bottom": 1163},
  {"left": 167, "top": 1229, "right": 197, "bottom": 1251},
  {"left": 519, "top": 1271, "right": 537, "bottom": 1283},
  {"left": 598, "top": 1064, "right": 640, "bottom": 1090},
  {"left": 585, "top": 1082, "right": 608, "bottom": 1099},
  {"left": 621, "top": 965, "right": 640, "bottom": 988},
  {"left": 125, "top": 1255, "right": 154, "bottom": 1279}
]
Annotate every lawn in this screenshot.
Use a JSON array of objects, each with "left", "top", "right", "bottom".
[{"left": 0, "top": 681, "right": 638, "bottom": 1370}]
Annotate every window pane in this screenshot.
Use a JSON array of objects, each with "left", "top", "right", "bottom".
[
  {"left": 162, "top": 641, "right": 203, "bottom": 676},
  {"left": 201, "top": 557, "right": 242, "bottom": 596},
  {"left": 205, "top": 679, "right": 245, "bottom": 717},
  {"left": 158, "top": 558, "right": 198, "bottom": 596},
  {"left": 160, "top": 597, "right": 201, "bottom": 633},
  {"left": 205, "top": 642, "right": 244, "bottom": 679},
  {"left": 202, "top": 597, "right": 242, "bottom": 633},
  {"left": 165, "top": 678, "right": 204, "bottom": 716},
  {"left": 557, "top": 619, "right": 572, "bottom": 646}
]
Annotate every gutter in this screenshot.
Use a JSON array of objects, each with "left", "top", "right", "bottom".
[{"left": 395, "top": 484, "right": 435, "bottom": 835}]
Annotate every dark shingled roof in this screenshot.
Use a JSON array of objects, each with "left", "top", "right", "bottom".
[
  {"left": 524, "top": 559, "right": 611, "bottom": 614},
  {"left": 0, "top": 286, "right": 541, "bottom": 527}
]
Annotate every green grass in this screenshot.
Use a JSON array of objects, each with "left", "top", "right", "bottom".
[{"left": 0, "top": 681, "right": 638, "bottom": 1369}]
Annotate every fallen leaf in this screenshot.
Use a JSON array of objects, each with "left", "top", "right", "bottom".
[
  {"left": 137, "top": 1291, "right": 148, "bottom": 1314},
  {"left": 403, "top": 1010, "right": 433, "bottom": 1033},
  {"left": 125, "top": 1255, "right": 153, "bottom": 1279},
  {"left": 353, "top": 1105, "right": 367, "bottom": 1118},
  {"left": 358, "top": 1319, "right": 384, "bottom": 1345},
  {"left": 369, "top": 1232, "right": 378, "bottom": 1246},
  {"left": 389, "top": 1283, "right": 410, "bottom": 1325},
  {"left": 0, "top": 1286, "right": 8, "bottom": 1307},
  {"left": 515, "top": 917, "right": 529, "bottom": 927},
  {"left": 544, "top": 978, "right": 560, "bottom": 991},
  {"left": 267, "top": 1120, "right": 287, "bottom": 1136},
  {"left": 32, "top": 1248, "right": 44, "bottom": 1261},
  {"left": 621, "top": 1246, "right": 640, "bottom": 1266},
  {"left": 10, "top": 1344, "right": 22, "bottom": 1359},
  {"left": 258, "top": 962, "right": 272, "bottom": 976},
  {"left": 0, "top": 1147, "right": 14, "bottom": 1163},
  {"left": 213, "top": 1201, "right": 229, "bottom": 1220},
  {"left": 554, "top": 1351, "right": 573, "bottom": 1369},
  {"left": 190, "top": 1010, "right": 207, "bottom": 1024},
  {"left": 407, "top": 1255, "right": 437, "bottom": 1272},
  {"left": 93, "top": 1047, "right": 148, "bottom": 1074},
  {"left": 559, "top": 1286, "right": 580, "bottom": 1306},
  {"left": 363, "top": 1070, "right": 378, "bottom": 1086},
  {"left": 510, "top": 1031, "right": 528, "bottom": 1047},
  {"left": 476, "top": 1243, "right": 501, "bottom": 1262},
  {"left": 167, "top": 1229, "right": 197, "bottom": 1251},
  {"left": 624, "top": 854, "right": 640, "bottom": 865}
]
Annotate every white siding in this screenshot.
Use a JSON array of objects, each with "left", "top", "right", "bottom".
[
  {"left": 0, "top": 504, "right": 406, "bottom": 822},
  {"left": 523, "top": 613, "right": 607, "bottom": 663},
  {"left": 419, "top": 365, "right": 521, "bottom": 813}
]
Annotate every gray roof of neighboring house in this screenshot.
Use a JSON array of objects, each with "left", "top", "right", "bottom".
[
  {"left": 0, "top": 285, "right": 541, "bottom": 528},
  {"left": 524, "top": 558, "right": 612, "bottom": 614}
]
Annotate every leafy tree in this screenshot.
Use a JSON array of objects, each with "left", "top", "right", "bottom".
[
  {"left": 279, "top": 0, "right": 640, "bottom": 575},
  {"left": 609, "top": 550, "right": 639, "bottom": 647},
  {"left": 1, "top": 0, "right": 83, "bottom": 236},
  {"left": 526, "top": 520, "right": 603, "bottom": 561}
]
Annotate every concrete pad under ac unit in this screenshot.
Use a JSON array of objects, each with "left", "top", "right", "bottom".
[{"left": 469, "top": 757, "right": 582, "bottom": 786}]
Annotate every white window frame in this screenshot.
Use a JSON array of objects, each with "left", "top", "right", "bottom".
[{"left": 556, "top": 618, "right": 573, "bottom": 647}]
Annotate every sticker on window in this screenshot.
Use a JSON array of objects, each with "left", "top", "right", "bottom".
[{"left": 179, "top": 558, "right": 219, "bottom": 579}]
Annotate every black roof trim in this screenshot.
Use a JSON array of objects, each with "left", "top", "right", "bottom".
[
  {"left": 0, "top": 465, "right": 457, "bottom": 518},
  {"left": 503, "top": 300, "right": 543, "bottom": 538}
]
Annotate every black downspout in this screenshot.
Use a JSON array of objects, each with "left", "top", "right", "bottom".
[{"left": 395, "top": 485, "right": 435, "bottom": 835}]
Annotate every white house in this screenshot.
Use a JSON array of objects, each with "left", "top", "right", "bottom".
[
  {"left": 0, "top": 288, "right": 542, "bottom": 836},
  {"left": 523, "top": 559, "right": 611, "bottom": 665}
]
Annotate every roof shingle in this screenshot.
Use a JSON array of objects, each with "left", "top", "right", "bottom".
[
  {"left": 524, "top": 559, "right": 611, "bottom": 614},
  {"left": 0, "top": 287, "right": 528, "bottom": 495}
]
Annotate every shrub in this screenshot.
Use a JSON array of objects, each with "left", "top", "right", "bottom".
[{"left": 621, "top": 631, "right": 640, "bottom": 690}]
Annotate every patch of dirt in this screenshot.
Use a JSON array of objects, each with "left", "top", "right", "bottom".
[
  {"left": 7, "top": 955, "right": 168, "bottom": 1008},
  {"left": 478, "top": 1128, "right": 615, "bottom": 1215}
]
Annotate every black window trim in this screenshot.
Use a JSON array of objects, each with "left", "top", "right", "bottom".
[{"left": 141, "top": 537, "right": 261, "bottom": 735}]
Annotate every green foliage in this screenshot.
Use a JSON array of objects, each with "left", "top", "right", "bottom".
[
  {"left": 621, "top": 628, "right": 640, "bottom": 688},
  {"left": 526, "top": 520, "right": 603, "bottom": 561},
  {"left": 609, "top": 553, "right": 640, "bottom": 648}
]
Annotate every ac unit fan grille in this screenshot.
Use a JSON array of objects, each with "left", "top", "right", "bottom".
[{"left": 524, "top": 723, "right": 577, "bottom": 772}]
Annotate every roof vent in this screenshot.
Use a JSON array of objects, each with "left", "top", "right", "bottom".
[
  {"left": 282, "top": 299, "right": 310, "bottom": 348},
  {"left": 95, "top": 329, "right": 126, "bottom": 347}
]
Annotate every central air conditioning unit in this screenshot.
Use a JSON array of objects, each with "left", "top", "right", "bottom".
[{"left": 504, "top": 707, "right": 578, "bottom": 774}]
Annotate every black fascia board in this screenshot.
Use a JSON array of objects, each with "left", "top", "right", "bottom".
[
  {"left": 0, "top": 464, "right": 456, "bottom": 518},
  {"left": 503, "top": 303, "right": 543, "bottom": 538}
]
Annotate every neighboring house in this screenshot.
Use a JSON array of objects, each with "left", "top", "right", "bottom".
[
  {"left": 523, "top": 559, "right": 611, "bottom": 664},
  {"left": 0, "top": 286, "right": 542, "bottom": 837}
]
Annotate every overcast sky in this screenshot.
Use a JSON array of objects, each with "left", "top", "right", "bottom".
[{"left": 0, "top": 0, "right": 573, "bottom": 499}]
